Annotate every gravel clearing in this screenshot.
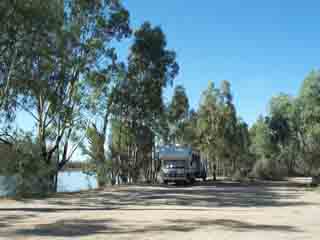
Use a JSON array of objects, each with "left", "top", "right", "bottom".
[{"left": 0, "top": 180, "right": 319, "bottom": 240}]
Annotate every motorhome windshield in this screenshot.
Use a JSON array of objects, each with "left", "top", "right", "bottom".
[{"left": 163, "top": 160, "right": 185, "bottom": 169}]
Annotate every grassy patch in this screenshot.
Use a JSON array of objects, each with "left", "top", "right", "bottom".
[
  {"left": 12, "top": 191, "right": 54, "bottom": 201},
  {"left": 305, "top": 186, "right": 320, "bottom": 192}
]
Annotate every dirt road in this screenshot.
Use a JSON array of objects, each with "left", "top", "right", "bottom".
[{"left": 0, "top": 180, "right": 319, "bottom": 240}]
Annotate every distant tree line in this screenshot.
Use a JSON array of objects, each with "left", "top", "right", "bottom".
[{"left": 250, "top": 70, "right": 320, "bottom": 180}]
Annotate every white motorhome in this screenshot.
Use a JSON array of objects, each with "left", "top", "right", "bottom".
[{"left": 159, "top": 145, "right": 207, "bottom": 184}]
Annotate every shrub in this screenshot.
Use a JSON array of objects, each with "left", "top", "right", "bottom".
[
  {"left": 15, "top": 154, "right": 54, "bottom": 197},
  {"left": 0, "top": 137, "right": 55, "bottom": 197},
  {"left": 251, "top": 157, "right": 287, "bottom": 180},
  {"left": 231, "top": 169, "right": 247, "bottom": 182}
]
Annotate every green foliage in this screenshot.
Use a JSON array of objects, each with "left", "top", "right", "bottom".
[
  {"left": 268, "top": 94, "right": 292, "bottom": 146},
  {"left": 250, "top": 116, "right": 275, "bottom": 160},
  {"left": 0, "top": 144, "right": 18, "bottom": 174},
  {"left": 125, "top": 22, "right": 179, "bottom": 123},
  {"left": 177, "top": 109, "right": 200, "bottom": 147},
  {"left": 167, "top": 85, "right": 190, "bottom": 144},
  {"left": 0, "top": 134, "right": 54, "bottom": 196},
  {"left": 299, "top": 71, "right": 320, "bottom": 174},
  {"left": 250, "top": 70, "right": 320, "bottom": 178},
  {"left": 1, "top": 0, "right": 131, "bottom": 192},
  {"left": 0, "top": 0, "right": 61, "bottom": 122},
  {"left": 197, "top": 80, "right": 248, "bottom": 177},
  {"left": 251, "top": 158, "right": 287, "bottom": 181},
  {"left": 106, "top": 22, "right": 178, "bottom": 183},
  {"left": 249, "top": 116, "right": 288, "bottom": 180},
  {"left": 197, "top": 81, "right": 221, "bottom": 150},
  {"left": 83, "top": 125, "right": 110, "bottom": 187},
  {"left": 15, "top": 140, "right": 54, "bottom": 196},
  {"left": 169, "top": 85, "right": 189, "bottom": 122}
]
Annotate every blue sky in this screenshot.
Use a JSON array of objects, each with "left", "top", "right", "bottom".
[
  {"left": 119, "top": 0, "right": 320, "bottom": 125},
  {"left": 16, "top": 0, "right": 320, "bottom": 132}
]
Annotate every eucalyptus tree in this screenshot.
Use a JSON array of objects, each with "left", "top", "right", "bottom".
[
  {"left": 197, "top": 80, "right": 249, "bottom": 178},
  {"left": 181, "top": 109, "right": 200, "bottom": 148},
  {"left": 268, "top": 94, "right": 292, "bottom": 146},
  {"left": 297, "top": 70, "right": 320, "bottom": 175},
  {"left": 233, "top": 118, "right": 251, "bottom": 173},
  {"left": 197, "top": 81, "right": 222, "bottom": 178},
  {"left": 219, "top": 80, "right": 238, "bottom": 175},
  {"left": 0, "top": 0, "right": 62, "bottom": 134},
  {"left": 84, "top": 125, "right": 110, "bottom": 187},
  {"left": 0, "top": 0, "right": 131, "bottom": 192},
  {"left": 267, "top": 94, "right": 297, "bottom": 174},
  {"left": 0, "top": 0, "right": 64, "bottom": 190},
  {"left": 252, "top": 116, "right": 278, "bottom": 159},
  {"left": 83, "top": 64, "right": 132, "bottom": 186},
  {"left": 126, "top": 22, "right": 179, "bottom": 128},
  {"left": 109, "top": 22, "right": 179, "bottom": 182},
  {"left": 249, "top": 116, "right": 279, "bottom": 179},
  {"left": 168, "top": 85, "right": 189, "bottom": 144},
  {"left": 249, "top": 70, "right": 320, "bottom": 178}
]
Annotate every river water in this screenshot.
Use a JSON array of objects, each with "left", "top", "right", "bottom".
[
  {"left": 57, "top": 171, "right": 97, "bottom": 192},
  {"left": 0, "top": 171, "right": 98, "bottom": 197}
]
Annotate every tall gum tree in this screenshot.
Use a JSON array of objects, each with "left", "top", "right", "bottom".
[
  {"left": 168, "top": 85, "right": 190, "bottom": 144},
  {"left": 109, "top": 22, "right": 179, "bottom": 183},
  {"left": 0, "top": 0, "right": 130, "bottom": 192}
]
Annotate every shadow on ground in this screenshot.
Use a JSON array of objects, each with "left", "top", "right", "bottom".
[
  {"left": 0, "top": 181, "right": 312, "bottom": 238},
  {"left": 0, "top": 181, "right": 316, "bottom": 213},
  {"left": 166, "top": 219, "right": 302, "bottom": 233},
  {"left": 47, "top": 180, "right": 313, "bottom": 209},
  {"left": 0, "top": 214, "right": 36, "bottom": 228},
  {"left": 12, "top": 217, "right": 302, "bottom": 238}
]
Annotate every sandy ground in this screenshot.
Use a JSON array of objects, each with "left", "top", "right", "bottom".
[{"left": 0, "top": 179, "right": 319, "bottom": 240}]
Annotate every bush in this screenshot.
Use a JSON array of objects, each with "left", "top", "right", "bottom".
[
  {"left": 0, "top": 175, "right": 17, "bottom": 197},
  {"left": 231, "top": 169, "right": 247, "bottom": 182},
  {"left": 15, "top": 155, "right": 54, "bottom": 197},
  {"left": 251, "top": 158, "right": 287, "bottom": 180},
  {"left": 310, "top": 174, "right": 320, "bottom": 187},
  {"left": 0, "top": 137, "right": 55, "bottom": 197}
]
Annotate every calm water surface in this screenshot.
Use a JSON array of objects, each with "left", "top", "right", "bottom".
[
  {"left": 57, "top": 171, "right": 98, "bottom": 192},
  {"left": 0, "top": 171, "right": 98, "bottom": 196}
]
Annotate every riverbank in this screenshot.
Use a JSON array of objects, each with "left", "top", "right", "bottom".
[{"left": 0, "top": 171, "right": 97, "bottom": 197}]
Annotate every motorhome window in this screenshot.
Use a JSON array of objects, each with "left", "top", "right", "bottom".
[
  {"left": 192, "top": 154, "right": 200, "bottom": 163},
  {"left": 163, "top": 160, "right": 185, "bottom": 169},
  {"left": 193, "top": 154, "right": 200, "bottom": 160}
]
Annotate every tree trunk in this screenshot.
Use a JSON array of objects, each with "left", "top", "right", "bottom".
[
  {"left": 213, "top": 158, "right": 217, "bottom": 181},
  {"left": 42, "top": 170, "right": 57, "bottom": 194}
]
